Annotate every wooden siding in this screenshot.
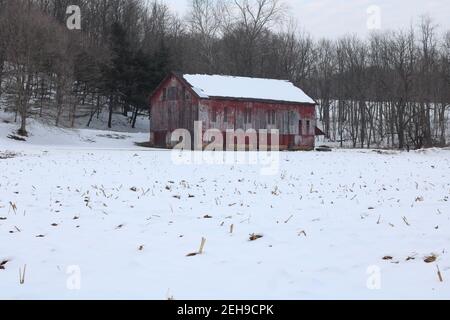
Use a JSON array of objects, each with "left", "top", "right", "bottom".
[
  {"left": 199, "top": 100, "right": 316, "bottom": 135},
  {"left": 150, "top": 75, "right": 199, "bottom": 133}
]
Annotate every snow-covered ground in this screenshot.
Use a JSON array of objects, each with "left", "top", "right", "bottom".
[
  {"left": 1, "top": 115, "right": 449, "bottom": 300},
  {"left": 0, "top": 112, "right": 149, "bottom": 151}
]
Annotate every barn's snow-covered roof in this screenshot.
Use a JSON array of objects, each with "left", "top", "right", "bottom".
[{"left": 182, "top": 74, "right": 316, "bottom": 104}]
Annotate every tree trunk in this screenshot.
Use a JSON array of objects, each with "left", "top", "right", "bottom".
[
  {"left": 17, "top": 72, "right": 32, "bottom": 137},
  {"left": 131, "top": 106, "right": 138, "bottom": 129},
  {"left": 423, "top": 103, "right": 433, "bottom": 147},
  {"left": 439, "top": 104, "right": 447, "bottom": 146},
  {"left": 108, "top": 95, "right": 114, "bottom": 129},
  {"left": 18, "top": 109, "right": 27, "bottom": 136},
  {"left": 0, "top": 58, "right": 4, "bottom": 98},
  {"left": 70, "top": 99, "right": 77, "bottom": 128},
  {"left": 123, "top": 104, "right": 129, "bottom": 117},
  {"left": 323, "top": 99, "right": 330, "bottom": 137},
  {"left": 55, "top": 74, "right": 65, "bottom": 127},
  {"left": 360, "top": 100, "right": 366, "bottom": 148},
  {"left": 87, "top": 95, "right": 101, "bottom": 127}
]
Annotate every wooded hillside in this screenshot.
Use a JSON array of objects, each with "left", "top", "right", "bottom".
[{"left": 0, "top": 0, "right": 448, "bottom": 149}]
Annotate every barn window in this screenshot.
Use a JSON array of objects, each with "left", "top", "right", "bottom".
[
  {"left": 299, "top": 120, "right": 303, "bottom": 135},
  {"left": 288, "top": 111, "right": 295, "bottom": 128},
  {"left": 212, "top": 108, "right": 217, "bottom": 123},
  {"left": 268, "top": 110, "right": 276, "bottom": 125},
  {"left": 167, "top": 87, "right": 178, "bottom": 100},
  {"left": 306, "top": 120, "right": 311, "bottom": 135},
  {"left": 162, "top": 88, "right": 167, "bottom": 101},
  {"left": 224, "top": 107, "right": 228, "bottom": 123},
  {"left": 244, "top": 108, "right": 252, "bottom": 124}
]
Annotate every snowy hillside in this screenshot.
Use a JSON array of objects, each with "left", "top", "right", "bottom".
[
  {"left": 0, "top": 110, "right": 149, "bottom": 150},
  {"left": 1, "top": 113, "right": 449, "bottom": 299}
]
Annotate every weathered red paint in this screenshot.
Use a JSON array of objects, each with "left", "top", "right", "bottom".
[{"left": 149, "top": 72, "right": 317, "bottom": 150}]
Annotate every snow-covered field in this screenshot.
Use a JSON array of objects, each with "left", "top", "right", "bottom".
[{"left": 1, "top": 117, "right": 449, "bottom": 300}]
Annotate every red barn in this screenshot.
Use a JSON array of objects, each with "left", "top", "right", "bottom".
[{"left": 149, "top": 72, "right": 317, "bottom": 150}]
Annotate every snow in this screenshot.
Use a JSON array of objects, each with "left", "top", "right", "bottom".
[
  {"left": 1, "top": 115, "right": 450, "bottom": 299},
  {"left": 0, "top": 111, "right": 149, "bottom": 150},
  {"left": 183, "top": 74, "right": 316, "bottom": 104},
  {"left": 191, "top": 86, "right": 210, "bottom": 99}
]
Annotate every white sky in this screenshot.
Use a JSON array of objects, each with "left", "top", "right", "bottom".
[{"left": 164, "top": 0, "right": 450, "bottom": 38}]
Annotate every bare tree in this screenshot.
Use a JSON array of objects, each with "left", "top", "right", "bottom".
[
  {"left": 1, "top": 1, "right": 52, "bottom": 135},
  {"left": 225, "top": 0, "right": 287, "bottom": 75},
  {"left": 187, "top": 0, "right": 226, "bottom": 72}
]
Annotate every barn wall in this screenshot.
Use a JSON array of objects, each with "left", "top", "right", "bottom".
[
  {"left": 199, "top": 99, "right": 316, "bottom": 149},
  {"left": 150, "top": 75, "right": 199, "bottom": 145}
]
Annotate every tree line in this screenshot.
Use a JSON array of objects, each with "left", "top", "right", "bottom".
[{"left": 0, "top": 0, "right": 448, "bottom": 149}]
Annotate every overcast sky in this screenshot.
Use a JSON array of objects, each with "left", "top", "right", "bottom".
[{"left": 164, "top": 0, "right": 450, "bottom": 38}]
